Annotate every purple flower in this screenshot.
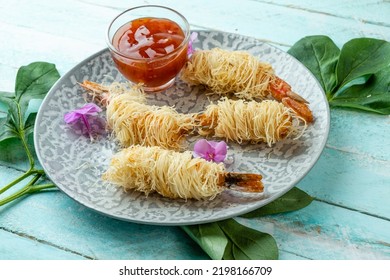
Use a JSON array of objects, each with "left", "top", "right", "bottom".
[
  {"left": 64, "top": 103, "right": 102, "bottom": 140},
  {"left": 187, "top": 32, "right": 198, "bottom": 58},
  {"left": 193, "top": 139, "right": 228, "bottom": 163}
]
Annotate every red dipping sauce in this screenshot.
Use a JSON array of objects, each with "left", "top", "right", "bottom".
[{"left": 110, "top": 17, "right": 189, "bottom": 91}]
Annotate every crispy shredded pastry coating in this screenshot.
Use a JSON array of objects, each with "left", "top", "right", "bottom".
[
  {"left": 103, "top": 145, "right": 226, "bottom": 200},
  {"left": 106, "top": 86, "right": 196, "bottom": 151},
  {"left": 199, "top": 98, "right": 305, "bottom": 146},
  {"left": 181, "top": 48, "right": 275, "bottom": 99}
]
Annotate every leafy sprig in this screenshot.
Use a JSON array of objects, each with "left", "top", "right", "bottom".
[
  {"left": 0, "top": 62, "right": 60, "bottom": 206},
  {"left": 288, "top": 36, "right": 390, "bottom": 114}
]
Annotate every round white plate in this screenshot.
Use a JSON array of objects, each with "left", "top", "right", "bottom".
[{"left": 34, "top": 30, "right": 329, "bottom": 225}]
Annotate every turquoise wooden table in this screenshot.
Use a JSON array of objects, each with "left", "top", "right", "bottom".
[{"left": 0, "top": 0, "right": 389, "bottom": 260}]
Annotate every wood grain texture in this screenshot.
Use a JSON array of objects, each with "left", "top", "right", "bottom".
[
  {"left": 0, "top": 230, "right": 86, "bottom": 260},
  {"left": 0, "top": 191, "right": 209, "bottom": 260},
  {"left": 299, "top": 109, "right": 390, "bottom": 218},
  {"left": 237, "top": 202, "right": 390, "bottom": 259},
  {"left": 255, "top": 0, "right": 390, "bottom": 26},
  {"left": 0, "top": 0, "right": 389, "bottom": 260}
]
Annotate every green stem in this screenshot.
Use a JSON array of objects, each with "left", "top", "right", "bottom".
[
  {"left": 0, "top": 183, "right": 57, "bottom": 207},
  {"left": 34, "top": 169, "right": 45, "bottom": 175},
  {"left": 0, "top": 174, "right": 41, "bottom": 206},
  {"left": 0, "top": 169, "right": 45, "bottom": 195},
  {"left": 28, "top": 183, "right": 56, "bottom": 193},
  {"left": 14, "top": 101, "right": 35, "bottom": 169},
  {"left": 0, "top": 174, "right": 56, "bottom": 207},
  {"left": 326, "top": 91, "right": 334, "bottom": 102},
  {"left": 19, "top": 130, "right": 35, "bottom": 170},
  {"left": 0, "top": 171, "right": 32, "bottom": 195}
]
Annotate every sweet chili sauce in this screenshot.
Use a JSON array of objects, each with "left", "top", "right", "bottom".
[{"left": 111, "top": 17, "right": 188, "bottom": 89}]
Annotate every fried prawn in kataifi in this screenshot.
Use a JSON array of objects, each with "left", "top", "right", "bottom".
[
  {"left": 103, "top": 145, "right": 264, "bottom": 200},
  {"left": 80, "top": 81, "right": 197, "bottom": 151},
  {"left": 181, "top": 48, "right": 314, "bottom": 123},
  {"left": 196, "top": 97, "right": 306, "bottom": 147}
]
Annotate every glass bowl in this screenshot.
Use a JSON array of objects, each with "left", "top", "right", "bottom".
[{"left": 106, "top": 5, "right": 190, "bottom": 92}]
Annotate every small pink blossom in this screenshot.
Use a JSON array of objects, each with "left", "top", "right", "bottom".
[
  {"left": 64, "top": 103, "right": 102, "bottom": 140},
  {"left": 193, "top": 139, "right": 228, "bottom": 163},
  {"left": 187, "top": 32, "right": 198, "bottom": 58}
]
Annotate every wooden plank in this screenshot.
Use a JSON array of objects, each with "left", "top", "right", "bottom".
[
  {"left": 0, "top": 0, "right": 388, "bottom": 67},
  {"left": 1, "top": 188, "right": 388, "bottom": 259},
  {"left": 0, "top": 22, "right": 104, "bottom": 79},
  {"left": 237, "top": 201, "right": 390, "bottom": 259},
  {"left": 297, "top": 109, "right": 390, "bottom": 218},
  {"left": 325, "top": 108, "right": 390, "bottom": 161},
  {"left": 255, "top": 0, "right": 390, "bottom": 27},
  {"left": 1, "top": 0, "right": 388, "bottom": 85},
  {"left": 298, "top": 146, "right": 390, "bottom": 219},
  {"left": 0, "top": 64, "right": 18, "bottom": 93},
  {"left": 0, "top": 230, "right": 86, "bottom": 260},
  {"left": 0, "top": 0, "right": 117, "bottom": 45},
  {"left": 0, "top": 166, "right": 28, "bottom": 188},
  {"left": 0, "top": 168, "right": 312, "bottom": 260},
  {"left": 0, "top": 166, "right": 306, "bottom": 260},
  {"left": 0, "top": 191, "right": 209, "bottom": 260},
  {"left": 278, "top": 250, "right": 309, "bottom": 260},
  {"left": 78, "top": 0, "right": 390, "bottom": 46}
]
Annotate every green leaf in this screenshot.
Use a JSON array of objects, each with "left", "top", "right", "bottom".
[
  {"left": 14, "top": 61, "right": 60, "bottom": 120},
  {"left": 1, "top": 62, "right": 60, "bottom": 208},
  {"left": 0, "top": 94, "right": 14, "bottom": 110},
  {"left": 24, "top": 112, "right": 38, "bottom": 137},
  {"left": 0, "top": 62, "right": 60, "bottom": 145},
  {"left": 330, "top": 65, "right": 390, "bottom": 114},
  {"left": 240, "top": 187, "right": 314, "bottom": 218},
  {"left": 0, "top": 91, "right": 15, "bottom": 99},
  {"left": 218, "top": 219, "right": 278, "bottom": 260},
  {"left": 289, "top": 36, "right": 390, "bottom": 115},
  {"left": 182, "top": 187, "right": 313, "bottom": 260},
  {"left": 0, "top": 99, "right": 22, "bottom": 142},
  {"left": 222, "top": 239, "right": 235, "bottom": 260},
  {"left": 0, "top": 116, "right": 19, "bottom": 142},
  {"left": 287, "top": 35, "right": 340, "bottom": 95},
  {"left": 181, "top": 223, "right": 228, "bottom": 260},
  {"left": 336, "top": 38, "right": 390, "bottom": 89},
  {"left": 0, "top": 94, "right": 13, "bottom": 120}
]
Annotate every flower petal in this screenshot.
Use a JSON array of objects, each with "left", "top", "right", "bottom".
[
  {"left": 74, "top": 103, "right": 102, "bottom": 115},
  {"left": 64, "top": 112, "right": 81, "bottom": 124},
  {"left": 64, "top": 103, "right": 104, "bottom": 141},
  {"left": 214, "top": 141, "right": 228, "bottom": 156},
  {"left": 190, "top": 32, "right": 198, "bottom": 42},
  {"left": 193, "top": 139, "right": 212, "bottom": 158},
  {"left": 64, "top": 103, "right": 102, "bottom": 123},
  {"left": 193, "top": 139, "right": 228, "bottom": 163},
  {"left": 207, "top": 141, "right": 220, "bottom": 149},
  {"left": 187, "top": 32, "right": 198, "bottom": 57},
  {"left": 213, "top": 154, "right": 226, "bottom": 163}
]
